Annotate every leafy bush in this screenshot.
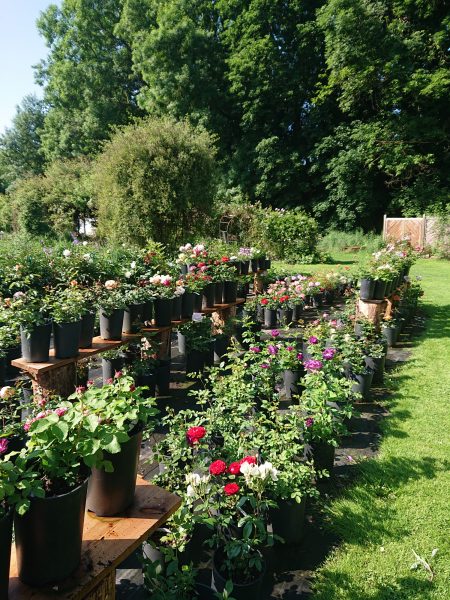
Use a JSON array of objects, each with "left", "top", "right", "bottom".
[
  {"left": 8, "top": 158, "right": 92, "bottom": 237},
  {"left": 92, "top": 117, "right": 217, "bottom": 249}
]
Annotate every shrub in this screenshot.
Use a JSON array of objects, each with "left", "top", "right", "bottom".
[
  {"left": 92, "top": 117, "right": 217, "bottom": 249},
  {"left": 8, "top": 158, "right": 92, "bottom": 237},
  {"left": 318, "top": 229, "right": 382, "bottom": 254}
]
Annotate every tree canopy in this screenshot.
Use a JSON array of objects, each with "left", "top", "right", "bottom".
[{"left": 2, "top": 0, "right": 449, "bottom": 232}]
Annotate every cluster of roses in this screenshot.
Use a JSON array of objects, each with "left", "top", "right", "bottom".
[
  {"left": 208, "top": 456, "right": 258, "bottom": 496},
  {"left": 23, "top": 406, "right": 68, "bottom": 432},
  {"left": 304, "top": 336, "right": 338, "bottom": 371}
]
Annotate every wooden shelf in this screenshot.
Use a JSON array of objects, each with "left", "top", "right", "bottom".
[
  {"left": 201, "top": 298, "right": 246, "bottom": 314},
  {"left": 8, "top": 477, "right": 181, "bottom": 600}
]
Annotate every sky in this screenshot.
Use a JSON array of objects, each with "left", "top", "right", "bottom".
[{"left": 0, "top": 0, "right": 60, "bottom": 134}]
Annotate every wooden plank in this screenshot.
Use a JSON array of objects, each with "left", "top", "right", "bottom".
[
  {"left": 9, "top": 478, "right": 181, "bottom": 600},
  {"left": 200, "top": 298, "right": 245, "bottom": 314}
]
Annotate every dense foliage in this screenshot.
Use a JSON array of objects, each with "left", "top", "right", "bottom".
[
  {"left": 92, "top": 117, "right": 217, "bottom": 248},
  {"left": 0, "top": 0, "right": 448, "bottom": 233}
]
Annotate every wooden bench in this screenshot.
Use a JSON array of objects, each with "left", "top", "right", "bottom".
[{"left": 8, "top": 477, "right": 181, "bottom": 600}]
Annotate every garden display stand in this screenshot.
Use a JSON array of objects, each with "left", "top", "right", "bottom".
[
  {"left": 356, "top": 298, "right": 388, "bottom": 329},
  {"left": 11, "top": 301, "right": 247, "bottom": 400},
  {"left": 8, "top": 477, "right": 181, "bottom": 600}
]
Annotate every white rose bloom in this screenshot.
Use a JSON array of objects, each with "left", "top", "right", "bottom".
[
  {"left": 258, "top": 462, "right": 278, "bottom": 481},
  {"left": 83, "top": 253, "right": 91, "bottom": 260},
  {"left": 176, "top": 286, "right": 185, "bottom": 296},
  {"left": 150, "top": 275, "right": 161, "bottom": 285},
  {"left": 130, "top": 261, "right": 136, "bottom": 269},
  {"left": 104, "top": 280, "right": 118, "bottom": 290},
  {"left": 125, "top": 271, "right": 132, "bottom": 278},
  {"left": 186, "top": 485, "right": 196, "bottom": 498},
  {"left": 0, "top": 386, "right": 15, "bottom": 399},
  {"left": 63, "top": 249, "right": 71, "bottom": 257},
  {"left": 82, "top": 240, "right": 88, "bottom": 246}
]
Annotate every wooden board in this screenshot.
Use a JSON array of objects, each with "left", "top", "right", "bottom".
[
  {"left": 9, "top": 478, "right": 181, "bottom": 600},
  {"left": 201, "top": 298, "right": 245, "bottom": 314}
]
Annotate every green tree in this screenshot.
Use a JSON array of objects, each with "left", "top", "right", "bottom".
[
  {"left": 91, "top": 117, "right": 217, "bottom": 247},
  {"left": 313, "top": 0, "right": 450, "bottom": 228},
  {"left": 0, "top": 95, "right": 46, "bottom": 190},
  {"left": 35, "top": 0, "right": 142, "bottom": 161}
]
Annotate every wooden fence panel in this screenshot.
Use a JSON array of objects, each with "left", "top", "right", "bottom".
[{"left": 383, "top": 216, "right": 425, "bottom": 249}]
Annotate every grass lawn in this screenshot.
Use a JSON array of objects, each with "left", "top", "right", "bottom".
[{"left": 280, "top": 254, "right": 450, "bottom": 599}]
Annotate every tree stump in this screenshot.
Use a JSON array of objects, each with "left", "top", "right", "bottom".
[{"left": 356, "top": 298, "right": 387, "bottom": 330}]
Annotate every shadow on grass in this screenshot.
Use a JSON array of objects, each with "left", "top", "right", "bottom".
[{"left": 312, "top": 570, "right": 436, "bottom": 600}]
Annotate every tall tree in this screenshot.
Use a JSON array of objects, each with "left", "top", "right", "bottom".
[
  {"left": 35, "top": 0, "right": 142, "bottom": 161},
  {"left": 313, "top": 0, "right": 450, "bottom": 228},
  {"left": 0, "top": 95, "right": 46, "bottom": 190}
]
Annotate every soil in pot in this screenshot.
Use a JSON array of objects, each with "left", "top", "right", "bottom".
[
  {"left": 311, "top": 441, "right": 335, "bottom": 474},
  {"left": 154, "top": 298, "right": 173, "bottom": 327},
  {"left": 14, "top": 479, "right": 88, "bottom": 586},
  {"left": 123, "top": 304, "right": 144, "bottom": 334},
  {"left": 202, "top": 283, "right": 215, "bottom": 309},
  {"left": 99, "top": 308, "right": 124, "bottom": 340},
  {"left": 20, "top": 322, "right": 52, "bottom": 363},
  {"left": 87, "top": 428, "right": 142, "bottom": 517},
  {"left": 212, "top": 548, "right": 266, "bottom": 600},
  {"left": 102, "top": 356, "right": 124, "bottom": 384},
  {"left": 0, "top": 508, "right": 13, "bottom": 600},
  {"left": 360, "top": 278, "right": 375, "bottom": 301},
  {"left": 79, "top": 312, "right": 95, "bottom": 348},
  {"left": 270, "top": 497, "right": 306, "bottom": 545},
  {"left": 53, "top": 320, "right": 81, "bottom": 359},
  {"left": 181, "top": 291, "right": 195, "bottom": 319},
  {"left": 264, "top": 308, "right": 277, "bottom": 328}
]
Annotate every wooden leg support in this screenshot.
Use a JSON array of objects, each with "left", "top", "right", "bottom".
[
  {"left": 31, "top": 363, "right": 77, "bottom": 401},
  {"left": 83, "top": 570, "right": 116, "bottom": 600}
]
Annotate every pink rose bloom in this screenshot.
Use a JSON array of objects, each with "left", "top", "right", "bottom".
[
  {"left": 0, "top": 438, "right": 9, "bottom": 454},
  {"left": 55, "top": 407, "right": 68, "bottom": 418}
]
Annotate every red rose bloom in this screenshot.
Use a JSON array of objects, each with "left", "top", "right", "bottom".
[
  {"left": 221, "top": 256, "right": 230, "bottom": 262},
  {"left": 224, "top": 483, "right": 240, "bottom": 496},
  {"left": 228, "top": 461, "right": 241, "bottom": 475},
  {"left": 261, "top": 298, "right": 269, "bottom": 305},
  {"left": 209, "top": 460, "right": 227, "bottom": 476},
  {"left": 239, "top": 456, "right": 257, "bottom": 467},
  {"left": 186, "top": 426, "right": 206, "bottom": 445}
]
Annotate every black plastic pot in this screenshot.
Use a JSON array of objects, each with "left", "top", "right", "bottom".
[
  {"left": 177, "top": 331, "right": 187, "bottom": 355},
  {"left": 20, "top": 322, "right": 52, "bottom": 363},
  {"left": 382, "top": 325, "right": 397, "bottom": 347},
  {"left": 6, "top": 344, "right": 21, "bottom": 377},
  {"left": 223, "top": 280, "right": 238, "bottom": 303},
  {"left": 241, "top": 260, "right": 250, "bottom": 275},
  {"left": 134, "top": 372, "right": 156, "bottom": 397},
  {"left": 171, "top": 295, "right": 182, "bottom": 321},
  {"left": 265, "top": 258, "right": 272, "bottom": 270},
  {"left": 360, "top": 278, "right": 375, "bottom": 301},
  {"left": 0, "top": 508, "right": 13, "bottom": 600},
  {"left": 214, "top": 282, "right": 224, "bottom": 305},
  {"left": 99, "top": 308, "right": 124, "bottom": 340},
  {"left": 193, "top": 292, "right": 202, "bottom": 312},
  {"left": 143, "top": 300, "right": 153, "bottom": 324},
  {"left": 278, "top": 307, "right": 293, "bottom": 327},
  {"left": 250, "top": 258, "right": 259, "bottom": 273},
  {"left": 256, "top": 304, "right": 265, "bottom": 323},
  {"left": 154, "top": 298, "right": 173, "bottom": 327},
  {"left": 102, "top": 356, "right": 124, "bottom": 384},
  {"left": 202, "top": 283, "right": 215, "bottom": 309},
  {"left": 14, "top": 479, "right": 88, "bottom": 586},
  {"left": 214, "top": 335, "right": 230, "bottom": 362},
  {"left": 351, "top": 371, "right": 374, "bottom": 401},
  {"left": 53, "top": 320, "right": 81, "bottom": 359},
  {"left": 0, "top": 357, "right": 5, "bottom": 387},
  {"left": 264, "top": 308, "right": 277, "bottom": 328},
  {"left": 373, "top": 279, "right": 387, "bottom": 301},
  {"left": 311, "top": 441, "right": 335, "bottom": 474},
  {"left": 195, "top": 583, "right": 217, "bottom": 600},
  {"left": 258, "top": 257, "right": 266, "bottom": 270},
  {"left": 212, "top": 548, "right": 266, "bottom": 600},
  {"left": 123, "top": 303, "right": 144, "bottom": 334},
  {"left": 283, "top": 369, "right": 302, "bottom": 401},
  {"left": 180, "top": 264, "right": 189, "bottom": 275},
  {"left": 292, "top": 304, "right": 303, "bottom": 322},
  {"left": 364, "top": 355, "right": 385, "bottom": 385},
  {"left": 186, "top": 348, "right": 207, "bottom": 374},
  {"left": 156, "top": 359, "right": 171, "bottom": 396},
  {"left": 270, "top": 497, "right": 306, "bottom": 545},
  {"left": 385, "top": 280, "right": 393, "bottom": 297},
  {"left": 87, "top": 428, "right": 142, "bottom": 517},
  {"left": 79, "top": 312, "right": 95, "bottom": 348},
  {"left": 181, "top": 291, "right": 195, "bottom": 319},
  {"left": 312, "top": 293, "right": 323, "bottom": 308}
]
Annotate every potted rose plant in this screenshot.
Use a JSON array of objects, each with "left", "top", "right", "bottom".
[
  {"left": 98, "top": 280, "right": 127, "bottom": 340},
  {"left": 49, "top": 286, "right": 87, "bottom": 358},
  {"left": 277, "top": 343, "right": 305, "bottom": 402},
  {"left": 10, "top": 290, "right": 52, "bottom": 363},
  {"left": 149, "top": 274, "right": 176, "bottom": 327}
]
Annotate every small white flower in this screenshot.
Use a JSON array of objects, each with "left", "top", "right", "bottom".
[
  {"left": 125, "top": 271, "right": 132, "bottom": 278},
  {"left": 82, "top": 241, "right": 88, "bottom": 246},
  {"left": 63, "top": 249, "right": 71, "bottom": 257},
  {"left": 0, "top": 386, "right": 15, "bottom": 399},
  {"left": 104, "top": 280, "right": 119, "bottom": 290},
  {"left": 130, "top": 261, "right": 136, "bottom": 269},
  {"left": 83, "top": 253, "right": 91, "bottom": 260}
]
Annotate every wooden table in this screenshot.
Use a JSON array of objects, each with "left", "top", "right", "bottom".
[{"left": 9, "top": 478, "right": 181, "bottom": 600}]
